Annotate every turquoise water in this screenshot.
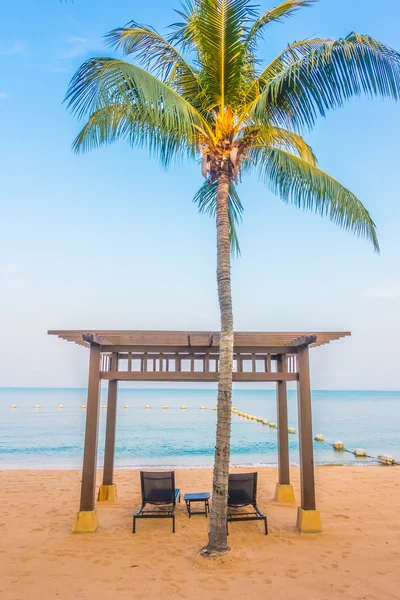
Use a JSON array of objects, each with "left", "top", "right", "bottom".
[{"left": 0, "top": 388, "right": 399, "bottom": 469}]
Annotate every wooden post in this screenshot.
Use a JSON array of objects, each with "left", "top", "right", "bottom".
[
  {"left": 276, "top": 355, "right": 290, "bottom": 485},
  {"left": 296, "top": 344, "right": 322, "bottom": 532},
  {"left": 72, "top": 343, "right": 101, "bottom": 532},
  {"left": 274, "top": 354, "right": 295, "bottom": 503},
  {"left": 98, "top": 352, "right": 118, "bottom": 502}
]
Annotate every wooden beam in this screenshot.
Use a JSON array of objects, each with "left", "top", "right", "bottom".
[
  {"left": 100, "top": 371, "right": 298, "bottom": 382},
  {"left": 102, "top": 353, "right": 118, "bottom": 486},
  {"left": 80, "top": 343, "right": 101, "bottom": 512},
  {"left": 276, "top": 354, "right": 290, "bottom": 486},
  {"left": 287, "top": 335, "right": 317, "bottom": 348},
  {"left": 99, "top": 345, "right": 298, "bottom": 355},
  {"left": 297, "top": 344, "right": 316, "bottom": 511}
]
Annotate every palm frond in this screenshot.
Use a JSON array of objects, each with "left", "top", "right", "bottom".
[
  {"left": 65, "top": 58, "right": 213, "bottom": 163},
  {"left": 240, "top": 124, "right": 317, "bottom": 164},
  {"left": 251, "top": 33, "right": 400, "bottom": 131},
  {"left": 193, "top": 179, "right": 244, "bottom": 256},
  {"left": 246, "top": 1, "right": 318, "bottom": 50},
  {"left": 105, "top": 23, "right": 203, "bottom": 104},
  {"left": 71, "top": 104, "right": 194, "bottom": 167},
  {"left": 269, "top": 127, "right": 317, "bottom": 164},
  {"left": 170, "top": 0, "right": 201, "bottom": 53},
  {"left": 192, "top": 0, "right": 256, "bottom": 110},
  {"left": 250, "top": 146, "right": 379, "bottom": 251}
]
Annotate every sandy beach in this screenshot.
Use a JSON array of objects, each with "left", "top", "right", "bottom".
[{"left": 1, "top": 466, "right": 399, "bottom": 600}]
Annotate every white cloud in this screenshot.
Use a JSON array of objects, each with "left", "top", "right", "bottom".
[
  {"left": 0, "top": 41, "right": 28, "bottom": 56},
  {"left": 60, "top": 36, "right": 96, "bottom": 59},
  {"left": 366, "top": 280, "right": 400, "bottom": 300},
  {"left": 0, "top": 91, "right": 7, "bottom": 100}
]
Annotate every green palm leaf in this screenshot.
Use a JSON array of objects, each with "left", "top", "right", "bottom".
[
  {"left": 65, "top": 57, "right": 212, "bottom": 163},
  {"left": 246, "top": 0, "right": 318, "bottom": 49},
  {"left": 192, "top": 0, "right": 256, "bottom": 109},
  {"left": 250, "top": 146, "right": 379, "bottom": 251},
  {"left": 251, "top": 33, "right": 400, "bottom": 131},
  {"left": 105, "top": 22, "right": 203, "bottom": 104}
]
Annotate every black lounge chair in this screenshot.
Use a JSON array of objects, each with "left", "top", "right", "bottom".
[
  {"left": 227, "top": 472, "right": 268, "bottom": 535},
  {"left": 133, "top": 471, "right": 181, "bottom": 533}
]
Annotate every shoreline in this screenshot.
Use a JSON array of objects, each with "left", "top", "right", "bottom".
[
  {"left": 1, "top": 465, "right": 399, "bottom": 600},
  {"left": 0, "top": 459, "right": 392, "bottom": 470}
]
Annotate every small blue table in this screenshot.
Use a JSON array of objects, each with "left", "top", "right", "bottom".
[{"left": 183, "top": 492, "right": 210, "bottom": 518}]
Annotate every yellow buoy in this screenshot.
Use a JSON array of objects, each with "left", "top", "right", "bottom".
[
  {"left": 181, "top": 405, "right": 186, "bottom": 410},
  {"left": 59, "top": 405, "right": 64, "bottom": 409},
  {"left": 163, "top": 405, "right": 168, "bottom": 409},
  {"left": 11, "top": 404, "right": 17, "bottom": 408},
  {"left": 378, "top": 454, "right": 395, "bottom": 465},
  {"left": 257, "top": 417, "right": 263, "bottom": 423},
  {"left": 269, "top": 422, "right": 276, "bottom": 428},
  {"left": 201, "top": 406, "right": 206, "bottom": 410},
  {"left": 124, "top": 405, "right": 129, "bottom": 409},
  {"left": 288, "top": 428, "right": 296, "bottom": 434},
  {"left": 354, "top": 448, "right": 366, "bottom": 457},
  {"left": 34, "top": 404, "right": 40, "bottom": 409},
  {"left": 314, "top": 434, "right": 324, "bottom": 442},
  {"left": 145, "top": 405, "right": 150, "bottom": 409},
  {"left": 262, "top": 419, "right": 269, "bottom": 425},
  {"left": 333, "top": 441, "right": 344, "bottom": 450},
  {"left": 102, "top": 405, "right": 107, "bottom": 409},
  {"left": 81, "top": 405, "right": 87, "bottom": 409},
  {"left": 212, "top": 407, "right": 217, "bottom": 411}
]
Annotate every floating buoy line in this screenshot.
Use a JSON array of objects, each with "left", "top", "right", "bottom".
[
  {"left": 313, "top": 433, "right": 400, "bottom": 466},
  {"left": 9, "top": 403, "right": 400, "bottom": 465},
  {"left": 231, "top": 408, "right": 399, "bottom": 466}
]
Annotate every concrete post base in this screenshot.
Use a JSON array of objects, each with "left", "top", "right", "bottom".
[
  {"left": 97, "top": 484, "right": 117, "bottom": 502},
  {"left": 72, "top": 510, "right": 99, "bottom": 533},
  {"left": 297, "top": 508, "right": 322, "bottom": 533},
  {"left": 274, "top": 483, "right": 296, "bottom": 503}
]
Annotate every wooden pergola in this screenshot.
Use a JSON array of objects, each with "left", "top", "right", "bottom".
[{"left": 49, "top": 329, "right": 350, "bottom": 534}]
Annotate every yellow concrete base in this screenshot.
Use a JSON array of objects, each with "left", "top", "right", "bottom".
[
  {"left": 72, "top": 510, "right": 99, "bottom": 533},
  {"left": 297, "top": 508, "right": 322, "bottom": 533},
  {"left": 97, "top": 484, "right": 117, "bottom": 502},
  {"left": 274, "top": 483, "right": 296, "bottom": 504}
]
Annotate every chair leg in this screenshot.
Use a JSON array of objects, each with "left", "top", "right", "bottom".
[
  {"left": 133, "top": 516, "right": 136, "bottom": 534},
  {"left": 172, "top": 515, "right": 175, "bottom": 533},
  {"left": 264, "top": 517, "right": 268, "bottom": 535}
]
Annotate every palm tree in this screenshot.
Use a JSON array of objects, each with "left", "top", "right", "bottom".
[{"left": 66, "top": 0, "right": 400, "bottom": 554}]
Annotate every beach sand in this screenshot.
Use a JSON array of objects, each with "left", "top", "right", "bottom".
[{"left": 1, "top": 466, "right": 399, "bottom": 600}]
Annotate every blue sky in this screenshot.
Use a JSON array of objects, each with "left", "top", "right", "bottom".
[{"left": 0, "top": 0, "right": 399, "bottom": 389}]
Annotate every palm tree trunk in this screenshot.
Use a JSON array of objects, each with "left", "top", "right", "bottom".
[{"left": 206, "top": 170, "right": 234, "bottom": 553}]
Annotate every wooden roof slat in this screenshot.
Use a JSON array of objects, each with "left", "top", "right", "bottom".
[{"left": 48, "top": 330, "right": 350, "bottom": 349}]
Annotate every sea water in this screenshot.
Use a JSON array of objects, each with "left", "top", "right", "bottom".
[{"left": 0, "top": 388, "right": 399, "bottom": 469}]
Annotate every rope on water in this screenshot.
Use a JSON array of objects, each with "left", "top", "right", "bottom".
[
  {"left": 314, "top": 436, "right": 400, "bottom": 466},
  {"left": 231, "top": 409, "right": 400, "bottom": 466}
]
